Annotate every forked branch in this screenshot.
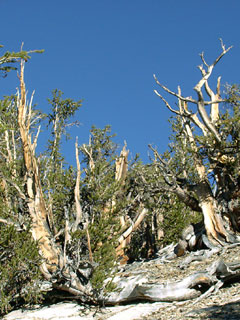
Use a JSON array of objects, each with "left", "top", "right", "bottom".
[
  {"left": 195, "top": 39, "right": 232, "bottom": 93},
  {"left": 154, "top": 40, "right": 232, "bottom": 143}
]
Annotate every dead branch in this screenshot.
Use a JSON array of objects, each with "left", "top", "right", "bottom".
[
  {"left": 15, "top": 60, "right": 95, "bottom": 302},
  {"left": 193, "top": 40, "right": 232, "bottom": 141},
  {"left": 154, "top": 90, "right": 181, "bottom": 115},
  {"left": 63, "top": 206, "right": 71, "bottom": 267},
  {"left": 194, "top": 40, "right": 232, "bottom": 93},
  {"left": 148, "top": 145, "right": 202, "bottom": 212},
  {"left": 0, "top": 217, "right": 24, "bottom": 231},
  {"left": 118, "top": 207, "right": 148, "bottom": 245},
  {"left": 0, "top": 173, "right": 26, "bottom": 200},
  {"left": 154, "top": 74, "right": 197, "bottom": 104},
  {"left": 17, "top": 60, "right": 62, "bottom": 275},
  {"left": 72, "top": 137, "right": 83, "bottom": 233},
  {"left": 116, "top": 207, "right": 148, "bottom": 262},
  {"left": 71, "top": 138, "right": 94, "bottom": 262},
  {"left": 154, "top": 40, "right": 232, "bottom": 143},
  {"left": 102, "top": 257, "right": 240, "bottom": 304},
  {"left": 115, "top": 143, "right": 129, "bottom": 182},
  {"left": 178, "top": 87, "right": 208, "bottom": 137},
  {"left": 82, "top": 136, "right": 95, "bottom": 172}
]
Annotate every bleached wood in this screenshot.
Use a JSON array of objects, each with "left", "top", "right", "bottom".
[
  {"left": 117, "top": 208, "right": 148, "bottom": 260},
  {"left": 17, "top": 60, "right": 61, "bottom": 274},
  {"left": 72, "top": 137, "right": 83, "bottom": 232},
  {"left": 103, "top": 258, "right": 240, "bottom": 304},
  {"left": 118, "top": 208, "right": 148, "bottom": 244},
  {"left": 115, "top": 143, "right": 129, "bottom": 182},
  {"left": 153, "top": 41, "right": 234, "bottom": 244}
]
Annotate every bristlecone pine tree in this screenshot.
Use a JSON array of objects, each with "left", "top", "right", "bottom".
[
  {"left": 150, "top": 39, "right": 240, "bottom": 248},
  {"left": 0, "top": 46, "right": 156, "bottom": 313}
]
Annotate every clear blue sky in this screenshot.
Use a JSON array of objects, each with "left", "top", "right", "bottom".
[{"left": 0, "top": 0, "right": 239, "bottom": 165}]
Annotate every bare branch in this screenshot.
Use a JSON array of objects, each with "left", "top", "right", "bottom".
[
  {"left": 118, "top": 208, "right": 148, "bottom": 245},
  {"left": 194, "top": 60, "right": 223, "bottom": 141},
  {"left": 63, "top": 207, "right": 71, "bottom": 268},
  {"left": 0, "top": 217, "right": 26, "bottom": 231},
  {"left": 216, "top": 76, "right": 221, "bottom": 96},
  {"left": 27, "top": 90, "right": 35, "bottom": 131},
  {"left": 204, "top": 99, "right": 225, "bottom": 106},
  {"left": 0, "top": 173, "right": 26, "bottom": 200},
  {"left": 178, "top": 87, "right": 208, "bottom": 136},
  {"left": 191, "top": 114, "right": 208, "bottom": 136},
  {"left": 214, "top": 39, "right": 233, "bottom": 67},
  {"left": 72, "top": 137, "right": 83, "bottom": 233},
  {"left": 198, "top": 65, "right": 222, "bottom": 123},
  {"left": 115, "top": 143, "right": 129, "bottom": 182},
  {"left": 154, "top": 90, "right": 180, "bottom": 115},
  {"left": 82, "top": 140, "right": 95, "bottom": 172},
  {"left": 199, "top": 52, "right": 209, "bottom": 68},
  {"left": 154, "top": 74, "right": 197, "bottom": 104},
  {"left": 32, "top": 125, "right": 41, "bottom": 152},
  {"left": 197, "top": 102, "right": 221, "bottom": 142},
  {"left": 17, "top": 58, "right": 61, "bottom": 272},
  {"left": 194, "top": 40, "right": 232, "bottom": 93},
  {"left": 5, "top": 130, "right": 12, "bottom": 162}
]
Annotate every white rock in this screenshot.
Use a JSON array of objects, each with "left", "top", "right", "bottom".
[
  {"left": 101, "top": 302, "right": 171, "bottom": 320},
  {"left": 3, "top": 302, "right": 94, "bottom": 320},
  {"left": 3, "top": 301, "right": 171, "bottom": 320}
]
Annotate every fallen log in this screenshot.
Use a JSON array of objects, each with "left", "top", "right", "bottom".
[{"left": 101, "top": 258, "right": 240, "bottom": 305}]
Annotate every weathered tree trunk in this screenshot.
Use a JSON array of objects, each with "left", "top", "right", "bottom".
[
  {"left": 17, "top": 61, "right": 61, "bottom": 276},
  {"left": 115, "top": 145, "right": 153, "bottom": 262},
  {"left": 179, "top": 93, "right": 229, "bottom": 244},
  {"left": 17, "top": 60, "right": 94, "bottom": 300},
  {"left": 102, "top": 257, "right": 240, "bottom": 304},
  {"left": 153, "top": 40, "right": 238, "bottom": 246}
]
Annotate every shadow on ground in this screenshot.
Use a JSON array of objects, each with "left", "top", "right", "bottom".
[{"left": 188, "top": 299, "right": 240, "bottom": 319}]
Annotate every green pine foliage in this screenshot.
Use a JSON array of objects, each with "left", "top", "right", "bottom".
[
  {"left": 158, "top": 195, "right": 201, "bottom": 246},
  {"left": 0, "top": 45, "right": 44, "bottom": 77},
  {"left": 0, "top": 94, "right": 44, "bottom": 315},
  {"left": 124, "top": 159, "right": 202, "bottom": 254},
  {"left": 0, "top": 225, "right": 43, "bottom": 314},
  {"left": 80, "top": 125, "right": 122, "bottom": 291},
  {"left": 41, "top": 89, "right": 82, "bottom": 232}
]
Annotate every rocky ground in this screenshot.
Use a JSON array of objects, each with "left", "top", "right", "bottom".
[
  {"left": 152, "top": 248, "right": 240, "bottom": 320},
  {"left": 4, "top": 244, "right": 240, "bottom": 320}
]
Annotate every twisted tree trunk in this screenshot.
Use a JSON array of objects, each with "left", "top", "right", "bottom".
[
  {"left": 153, "top": 40, "right": 239, "bottom": 246},
  {"left": 17, "top": 60, "right": 94, "bottom": 301}
]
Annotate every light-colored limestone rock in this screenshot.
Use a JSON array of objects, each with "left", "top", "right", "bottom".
[
  {"left": 3, "top": 302, "right": 93, "bottom": 320},
  {"left": 3, "top": 301, "right": 170, "bottom": 320}
]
